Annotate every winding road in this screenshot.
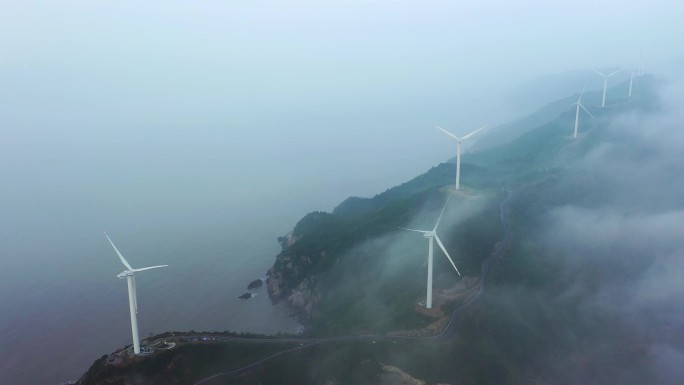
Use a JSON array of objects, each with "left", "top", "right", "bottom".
[{"left": 192, "top": 190, "right": 515, "bottom": 384}]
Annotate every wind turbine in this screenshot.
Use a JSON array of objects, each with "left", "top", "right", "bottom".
[
  {"left": 594, "top": 69, "right": 621, "bottom": 107},
  {"left": 628, "top": 70, "right": 636, "bottom": 97},
  {"left": 400, "top": 197, "right": 460, "bottom": 309},
  {"left": 571, "top": 87, "right": 593, "bottom": 139},
  {"left": 105, "top": 232, "right": 168, "bottom": 355},
  {"left": 435, "top": 124, "right": 485, "bottom": 191}
]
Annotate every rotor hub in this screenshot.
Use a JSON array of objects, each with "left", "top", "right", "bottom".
[{"left": 117, "top": 270, "right": 134, "bottom": 278}]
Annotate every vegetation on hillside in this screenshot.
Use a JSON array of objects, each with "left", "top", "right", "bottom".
[{"left": 78, "top": 77, "right": 673, "bottom": 385}]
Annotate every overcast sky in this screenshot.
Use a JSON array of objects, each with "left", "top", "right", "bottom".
[
  {"left": 1, "top": 0, "right": 682, "bottom": 241},
  {"left": 2, "top": 1, "right": 681, "bottom": 166},
  {"left": 1, "top": 0, "right": 682, "bottom": 245}
]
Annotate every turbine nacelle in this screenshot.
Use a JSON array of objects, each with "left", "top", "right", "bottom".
[
  {"left": 115, "top": 265, "right": 167, "bottom": 279},
  {"left": 435, "top": 124, "right": 485, "bottom": 190},
  {"left": 435, "top": 124, "right": 486, "bottom": 143},
  {"left": 117, "top": 270, "right": 134, "bottom": 278}
]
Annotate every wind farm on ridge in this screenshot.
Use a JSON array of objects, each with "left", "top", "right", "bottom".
[{"left": 102, "top": 64, "right": 648, "bottom": 359}]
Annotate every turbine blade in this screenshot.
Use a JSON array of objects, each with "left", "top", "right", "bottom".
[
  {"left": 104, "top": 232, "right": 133, "bottom": 270},
  {"left": 607, "top": 69, "right": 621, "bottom": 77},
  {"left": 398, "top": 227, "right": 429, "bottom": 234},
  {"left": 461, "top": 125, "right": 486, "bottom": 140},
  {"left": 580, "top": 104, "right": 594, "bottom": 118},
  {"left": 133, "top": 265, "right": 169, "bottom": 272},
  {"left": 578, "top": 85, "right": 586, "bottom": 103},
  {"left": 435, "top": 235, "right": 461, "bottom": 276},
  {"left": 593, "top": 69, "right": 607, "bottom": 77},
  {"left": 435, "top": 124, "right": 460, "bottom": 141},
  {"left": 433, "top": 197, "right": 451, "bottom": 231}
]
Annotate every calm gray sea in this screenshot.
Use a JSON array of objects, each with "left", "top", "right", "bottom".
[{"left": 0, "top": 212, "right": 306, "bottom": 385}]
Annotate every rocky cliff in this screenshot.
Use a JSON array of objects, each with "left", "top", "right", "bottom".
[
  {"left": 267, "top": 230, "right": 323, "bottom": 321},
  {"left": 264, "top": 173, "right": 453, "bottom": 324}
]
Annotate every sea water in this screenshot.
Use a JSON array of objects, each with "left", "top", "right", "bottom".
[{"left": 0, "top": 204, "right": 305, "bottom": 385}]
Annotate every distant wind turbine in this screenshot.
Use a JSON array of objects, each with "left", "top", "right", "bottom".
[
  {"left": 571, "top": 87, "right": 593, "bottom": 139},
  {"left": 435, "top": 124, "right": 485, "bottom": 191},
  {"left": 594, "top": 69, "right": 621, "bottom": 107},
  {"left": 105, "top": 232, "right": 168, "bottom": 355},
  {"left": 629, "top": 70, "right": 636, "bottom": 97},
  {"left": 400, "top": 197, "right": 460, "bottom": 309}
]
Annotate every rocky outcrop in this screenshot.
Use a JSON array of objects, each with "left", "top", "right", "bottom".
[
  {"left": 267, "top": 264, "right": 321, "bottom": 321},
  {"left": 277, "top": 231, "right": 299, "bottom": 249},
  {"left": 267, "top": 230, "right": 325, "bottom": 314},
  {"left": 287, "top": 279, "right": 320, "bottom": 320},
  {"left": 247, "top": 279, "right": 263, "bottom": 290}
]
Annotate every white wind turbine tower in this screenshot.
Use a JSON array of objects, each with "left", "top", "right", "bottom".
[
  {"left": 629, "top": 70, "right": 636, "bottom": 97},
  {"left": 435, "top": 124, "right": 485, "bottom": 191},
  {"left": 594, "top": 69, "right": 621, "bottom": 107},
  {"left": 105, "top": 232, "right": 168, "bottom": 355},
  {"left": 400, "top": 198, "right": 460, "bottom": 309},
  {"left": 571, "top": 87, "right": 593, "bottom": 139}
]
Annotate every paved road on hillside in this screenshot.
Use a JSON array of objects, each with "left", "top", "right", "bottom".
[{"left": 192, "top": 190, "right": 515, "bottom": 385}]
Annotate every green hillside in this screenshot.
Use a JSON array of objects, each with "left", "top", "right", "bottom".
[
  {"left": 78, "top": 75, "right": 673, "bottom": 385},
  {"left": 266, "top": 76, "right": 659, "bottom": 337}
]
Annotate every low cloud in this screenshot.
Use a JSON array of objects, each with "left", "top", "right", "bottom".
[{"left": 536, "top": 76, "right": 684, "bottom": 383}]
